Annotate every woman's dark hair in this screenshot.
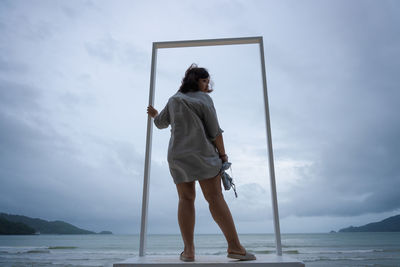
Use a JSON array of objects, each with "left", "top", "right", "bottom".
[{"left": 179, "top": 63, "right": 212, "bottom": 93}]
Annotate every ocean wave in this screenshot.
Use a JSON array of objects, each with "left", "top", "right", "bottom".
[
  {"left": 0, "top": 246, "right": 51, "bottom": 255},
  {"left": 252, "top": 249, "right": 274, "bottom": 254},
  {"left": 48, "top": 246, "right": 78, "bottom": 249},
  {"left": 284, "top": 250, "right": 299, "bottom": 254},
  {"left": 246, "top": 249, "right": 299, "bottom": 255},
  {"left": 26, "top": 249, "right": 50, "bottom": 254},
  {"left": 376, "top": 248, "right": 400, "bottom": 253},
  {"left": 303, "top": 248, "right": 400, "bottom": 254},
  {"left": 304, "top": 256, "right": 386, "bottom": 262},
  {"left": 311, "top": 249, "right": 377, "bottom": 254},
  {"left": 281, "top": 244, "right": 322, "bottom": 248}
]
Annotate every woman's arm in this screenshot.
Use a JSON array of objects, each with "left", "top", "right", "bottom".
[
  {"left": 150, "top": 103, "right": 170, "bottom": 129},
  {"left": 213, "top": 134, "right": 228, "bottom": 162}
]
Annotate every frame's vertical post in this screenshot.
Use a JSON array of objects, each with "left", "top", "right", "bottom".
[
  {"left": 139, "top": 42, "right": 158, "bottom": 257},
  {"left": 259, "top": 37, "right": 283, "bottom": 256}
]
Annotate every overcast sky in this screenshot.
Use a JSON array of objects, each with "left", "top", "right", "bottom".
[{"left": 1, "top": 0, "right": 399, "bottom": 235}]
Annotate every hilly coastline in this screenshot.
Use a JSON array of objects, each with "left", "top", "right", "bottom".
[
  {"left": 339, "top": 214, "right": 400, "bottom": 232},
  {"left": 0, "top": 213, "right": 112, "bottom": 235}
]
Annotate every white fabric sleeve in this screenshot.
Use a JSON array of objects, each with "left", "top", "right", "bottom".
[
  {"left": 202, "top": 96, "right": 224, "bottom": 141},
  {"left": 154, "top": 102, "right": 170, "bottom": 129}
]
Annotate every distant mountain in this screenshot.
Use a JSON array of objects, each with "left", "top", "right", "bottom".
[
  {"left": 339, "top": 215, "right": 400, "bottom": 232},
  {"left": 0, "top": 213, "right": 95, "bottom": 234},
  {"left": 0, "top": 217, "right": 36, "bottom": 235}
]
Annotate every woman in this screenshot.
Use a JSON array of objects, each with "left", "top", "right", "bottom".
[{"left": 147, "top": 64, "right": 256, "bottom": 262}]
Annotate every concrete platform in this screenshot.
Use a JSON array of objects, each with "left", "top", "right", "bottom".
[{"left": 113, "top": 254, "right": 305, "bottom": 267}]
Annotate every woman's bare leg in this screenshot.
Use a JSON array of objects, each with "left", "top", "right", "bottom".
[
  {"left": 176, "top": 181, "right": 196, "bottom": 259},
  {"left": 199, "top": 174, "right": 245, "bottom": 255}
]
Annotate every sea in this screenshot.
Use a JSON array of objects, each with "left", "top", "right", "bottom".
[{"left": 0, "top": 233, "right": 399, "bottom": 267}]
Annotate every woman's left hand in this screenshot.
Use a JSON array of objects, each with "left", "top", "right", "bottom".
[
  {"left": 220, "top": 154, "right": 228, "bottom": 163},
  {"left": 147, "top": 105, "right": 158, "bottom": 118}
]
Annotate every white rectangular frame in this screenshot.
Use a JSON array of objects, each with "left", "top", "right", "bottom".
[{"left": 140, "top": 36, "right": 282, "bottom": 256}]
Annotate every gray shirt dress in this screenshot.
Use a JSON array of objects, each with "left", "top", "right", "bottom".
[{"left": 154, "top": 91, "right": 223, "bottom": 184}]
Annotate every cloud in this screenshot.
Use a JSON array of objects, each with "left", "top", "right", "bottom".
[
  {"left": 270, "top": 0, "right": 400, "bottom": 218},
  {"left": 0, "top": 114, "right": 146, "bottom": 233},
  {"left": 0, "top": 79, "right": 143, "bottom": 233},
  {"left": 0, "top": 57, "right": 29, "bottom": 73},
  {"left": 85, "top": 35, "right": 118, "bottom": 63},
  {"left": 85, "top": 35, "right": 149, "bottom": 69},
  {"left": 0, "top": 79, "right": 41, "bottom": 112},
  {"left": 1, "top": 0, "right": 400, "bottom": 234}
]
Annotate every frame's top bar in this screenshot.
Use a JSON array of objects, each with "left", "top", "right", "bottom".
[{"left": 154, "top": 36, "right": 262, "bottom": 49}]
